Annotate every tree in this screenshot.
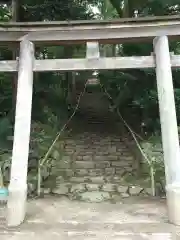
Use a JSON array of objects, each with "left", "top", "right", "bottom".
[
  {"left": 0, "top": 0, "right": 96, "bottom": 144},
  {"left": 96, "top": 0, "right": 180, "bottom": 134},
  {"left": 1, "top": 0, "right": 180, "bottom": 142}
]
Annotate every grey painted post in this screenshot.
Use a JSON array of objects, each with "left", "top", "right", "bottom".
[
  {"left": 154, "top": 36, "right": 180, "bottom": 225},
  {"left": 7, "top": 39, "right": 34, "bottom": 226}
]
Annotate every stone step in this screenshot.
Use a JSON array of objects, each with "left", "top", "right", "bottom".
[
  {"left": 52, "top": 167, "right": 132, "bottom": 177},
  {"left": 59, "top": 176, "right": 132, "bottom": 184},
  {"left": 47, "top": 182, "right": 152, "bottom": 200},
  {"left": 50, "top": 172, "right": 134, "bottom": 181}
]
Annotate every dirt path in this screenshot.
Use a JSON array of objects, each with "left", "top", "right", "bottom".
[{"left": 0, "top": 196, "right": 180, "bottom": 239}]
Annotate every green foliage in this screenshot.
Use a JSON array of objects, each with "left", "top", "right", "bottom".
[
  {"left": 99, "top": 68, "right": 160, "bottom": 133},
  {"left": 109, "top": 0, "right": 180, "bottom": 17},
  {"left": 0, "top": 0, "right": 96, "bottom": 184},
  {"left": 20, "top": 0, "right": 96, "bottom": 21}
]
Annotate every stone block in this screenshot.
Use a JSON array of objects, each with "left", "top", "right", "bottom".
[
  {"left": 107, "top": 146, "right": 117, "bottom": 153},
  {"left": 129, "top": 186, "right": 143, "bottom": 196},
  {"left": 75, "top": 169, "right": 88, "bottom": 176},
  {"left": 89, "top": 176, "right": 105, "bottom": 184},
  {"left": 84, "top": 151, "right": 94, "bottom": 155},
  {"left": 57, "top": 169, "right": 74, "bottom": 178},
  {"left": 86, "top": 183, "right": 101, "bottom": 191},
  {"left": 104, "top": 176, "right": 113, "bottom": 183},
  {"left": 121, "top": 151, "right": 132, "bottom": 156},
  {"left": 117, "top": 185, "right": 128, "bottom": 194},
  {"left": 94, "top": 156, "right": 105, "bottom": 161},
  {"left": 111, "top": 194, "right": 123, "bottom": 202},
  {"left": 95, "top": 161, "right": 110, "bottom": 168},
  {"left": 107, "top": 156, "right": 118, "bottom": 161},
  {"left": 102, "top": 183, "right": 116, "bottom": 192},
  {"left": 82, "top": 155, "right": 93, "bottom": 161},
  {"left": 88, "top": 169, "right": 104, "bottom": 176},
  {"left": 57, "top": 156, "right": 71, "bottom": 168},
  {"left": 111, "top": 161, "right": 130, "bottom": 167},
  {"left": 57, "top": 162, "right": 71, "bottom": 169},
  {"left": 121, "top": 193, "right": 130, "bottom": 198},
  {"left": 70, "top": 177, "right": 89, "bottom": 183},
  {"left": 97, "top": 151, "right": 109, "bottom": 155},
  {"left": 65, "top": 146, "right": 75, "bottom": 151},
  {"left": 75, "top": 140, "right": 85, "bottom": 145},
  {"left": 52, "top": 183, "right": 69, "bottom": 195},
  {"left": 76, "top": 146, "right": 86, "bottom": 151},
  {"left": 65, "top": 139, "right": 76, "bottom": 145},
  {"left": 75, "top": 152, "right": 84, "bottom": 156},
  {"left": 79, "top": 191, "right": 110, "bottom": 202},
  {"left": 74, "top": 161, "right": 95, "bottom": 169},
  {"left": 115, "top": 152, "right": 123, "bottom": 156},
  {"left": 105, "top": 168, "right": 116, "bottom": 175},
  {"left": 43, "top": 188, "right": 51, "bottom": 194},
  {"left": 56, "top": 176, "right": 65, "bottom": 183},
  {"left": 120, "top": 156, "right": 134, "bottom": 161},
  {"left": 115, "top": 168, "right": 126, "bottom": 175},
  {"left": 116, "top": 145, "right": 124, "bottom": 151},
  {"left": 50, "top": 167, "right": 60, "bottom": 175},
  {"left": 113, "top": 176, "right": 122, "bottom": 183},
  {"left": 70, "top": 184, "right": 86, "bottom": 193},
  {"left": 124, "top": 166, "right": 133, "bottom": 171},
  {"left": 66, "top": 169, "right": 75, "bottom": 177},
  {"left": 62, "top": 155, "right": 72, "bottom": 161},
  {"left": 64, "top": 149, "right": 74, "bottom": 155},
  {"left": 77, "top": 151, "right": 87, "bottom": 156}
]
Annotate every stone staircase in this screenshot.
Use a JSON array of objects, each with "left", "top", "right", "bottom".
[
  {"left": 42, "top": 117, "right": 151, "bottom": 201},
  {"left": 40, "top": 86, "right": 152, "bottom": 201}
]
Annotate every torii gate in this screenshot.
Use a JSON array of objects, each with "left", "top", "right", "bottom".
[{"left": 0, "top": 16, "right": 180, "bottom": 226}]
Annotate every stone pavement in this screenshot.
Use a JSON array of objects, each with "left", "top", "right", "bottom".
[{"left": 0, "top": 196, "right": 180, "bottom": 239}]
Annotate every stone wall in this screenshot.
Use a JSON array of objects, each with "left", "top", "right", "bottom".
[{"left": 41, "top": 131, "right": 153, "bottom": 202}]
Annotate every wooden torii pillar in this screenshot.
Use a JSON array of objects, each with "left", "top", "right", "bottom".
[
  {"left": 7, "top": 39, "right": 34, "bottom": 226},
  {"left": 154, "top": 36, "right": 180, "bottom": 225}
]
